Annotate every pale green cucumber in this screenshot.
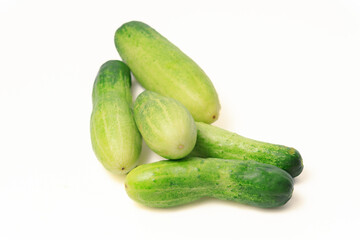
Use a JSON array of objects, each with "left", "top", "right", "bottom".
[
  {"left": 90, "top": 60, "right": 142, "bottom": 174},
  {"left": 133, "top": 91, "right": 197, "bottom": 159},
  {"left": 115, "top": 21, "right": 221, "bottom": 124}
]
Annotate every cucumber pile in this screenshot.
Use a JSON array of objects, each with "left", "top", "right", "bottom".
[{"left": 90, "top": 21, "right": 303, "bottom": 209}]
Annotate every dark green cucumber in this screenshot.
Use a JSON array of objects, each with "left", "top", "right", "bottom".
[
  {"left": 90, "top": 60, "right": 142, "bottom": 175},
  {"left": 125, "top": 157, "right": 294, "bottom": 208},
  {"left": 115, "top": 21, "right": 220, "bottom": 124},
  {"left": 191, "top": 122, "right": 303, "bottom": 177}
]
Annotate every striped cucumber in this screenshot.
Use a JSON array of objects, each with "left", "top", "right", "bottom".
[
  {"left": 90, "top": 60, "right": 142, "bottom": 175},
  {"left": 133, "top": 91, "right": 197, "bottom": 159},
  {"left": 125, "top": 157, "right": 294, "bottom": 208},
  {"left": 115, "top": 21, "right": 221, "bottom": 124},
  {"left": 191, "top": 122, "right": 303, "bottom": 177}
]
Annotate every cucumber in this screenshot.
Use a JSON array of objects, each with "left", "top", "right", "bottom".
[
  {"left": 115, "top": 21, "right": 221, "bottom": 124},
  {"left": 90, "top": 60, "right": 142, "bottom": 175},
  {"left": 191, "top": 122, "right": 303, "bottom": 177},
  {"left": 125, "top": 157, "right": 294, "bottom": 208},
  {"left": 133, "top": 91, "right": 197, "bottom": 159}
]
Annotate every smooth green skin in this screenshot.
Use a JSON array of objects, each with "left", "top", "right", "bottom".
[
  {"left": 115, "top": 21, "right": 221, "bottom": 124},
  {"left": 125, "top": 157, "right": 294, "bottom": 208},
  {"left": 90, "top": 60, "right": 142, "bottom": 175},
  {"left": 134, "top": 91, "right": 197, "bottom": 159},
  {"left": 191, "top": 122, "right": 304, "bottom": 177}
]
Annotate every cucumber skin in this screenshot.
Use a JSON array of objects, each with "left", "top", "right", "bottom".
[
  {"left": 125, "top": 157, "right": 294, "bottom": 208},
  {"left": 115, "top": 21, "right": 220, "bottom": 124},
  {"left": 133, "top": 91, "right": 197, "bottom": 159},
  {"left": 90, "top": 60, "right": 142, "bottom": 175},
  {"left": 191, "top": 122, "right": 304, "bottom": 177},
  {"left": 92, "top": 60, "right": 132, "bottom": 106}
]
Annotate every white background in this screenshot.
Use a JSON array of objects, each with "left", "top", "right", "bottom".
[{"left": 1, "top": 0, "right": 360, "bottom": 239}]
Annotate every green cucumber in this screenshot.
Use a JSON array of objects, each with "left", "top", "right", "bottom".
[
  {"left": 115, "top": 21, "right": 221, "bottom": 124},
  {"left": 125, "top": 157, "right": 294, "bottom": 208},
  {"left": 133, "top": 91, "right": 197, "bottom": 159},
  {"left": 191, "top": 122, "right": 303, "bottom": 177},
  {"left": 90, "top": 60, "right": 142, "bottom": 175}
]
